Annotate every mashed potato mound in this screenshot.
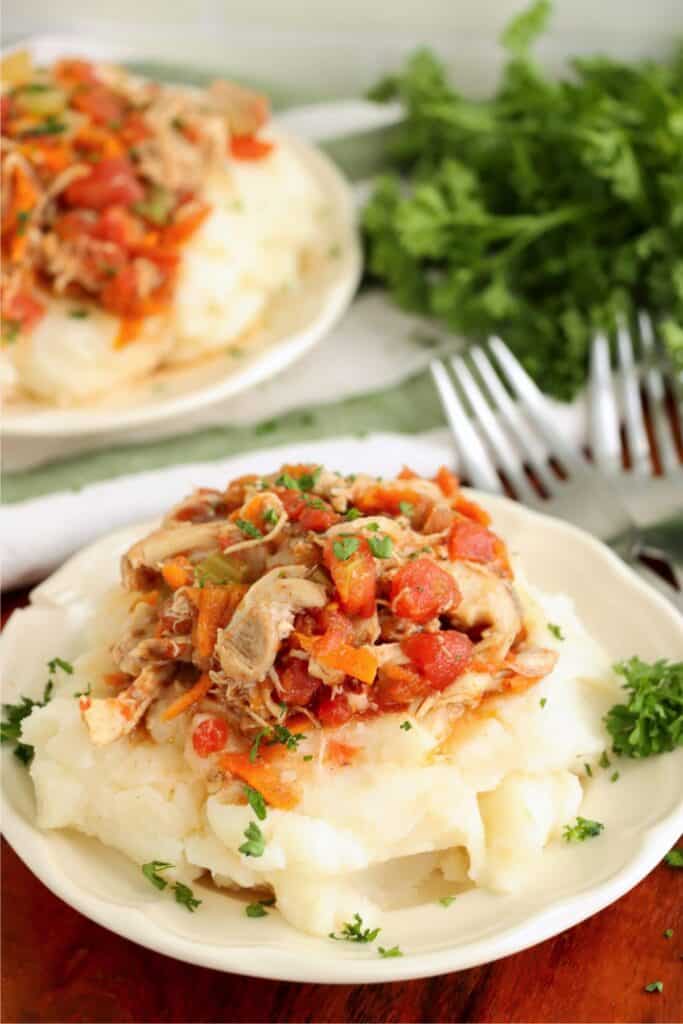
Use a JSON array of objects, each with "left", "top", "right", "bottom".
[{"left": 22, "top": 580, "right": 617, "bottom": 937}]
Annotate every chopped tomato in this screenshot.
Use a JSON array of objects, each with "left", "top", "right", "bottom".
[
  {"left": 161, "top": 202, "right": 210, "bottom": 246},
  {"left": 448, "top": 519, "right": 509, "bottom": 572},
  {"left": 323, "top": 536, "right": 376, "bottom": 618},
  {"left": 434, "top": 465, "right": 460, "bottom": 498},
  {"left": 100, "top": 263, "right": 139, "bottom": 316},
  {"left": 64, "top": 157, "right": 144, "bottom": 210},
  {"left": 2, "top": 287, "right": 45, "bottom": 333},
  {"left": 71, "top": 84, "right": 126, "bottom": 126},
  {"left": 298, "top": 504, "right": 339, "bottom": 532},
  {"left": 230, "top": 134, "right": 274, "bottom": 160},
  {"left": 375, "top": 663, "right": 429, "bottom": 708},
  {"left": 316, "top": 692, "right": 352, "bottom": 729},
  {"left": 119, "top": 111, "right": 152, "bottom": 146},
  {"left": 278, "top": 657, "right": 320, "bottom": 707},
  {"left": 94, "top": 206, "right": 146, "bottom": 249},
  {"left": 54, "top": 209, "right": 97, "bottom": 240},
  {"left": 54, "top": 59, "right": 98, "bottom": 85},
  {"left": 401, "top": 631, "right": 473, "bottom": 691},
  {"left": 355, "top": 484, "right": 423, "bottom": 517},
  {"left": 390, "top": 557, "right": 459, "bottom": 624},
  {"left": 192, "top": 717, "right": 229, "bottom": 757}
]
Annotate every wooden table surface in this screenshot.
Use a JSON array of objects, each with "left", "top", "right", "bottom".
[{"left": 2, "top": 588, "right": 682, "bottom": 1024}]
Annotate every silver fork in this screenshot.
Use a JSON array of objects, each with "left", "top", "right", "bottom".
[{"left": 430, "top": 339, "right": 683, "bottom": 611}]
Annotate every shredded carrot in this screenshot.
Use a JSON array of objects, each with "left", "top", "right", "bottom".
[
  {"left": 454, "top": 495, "right": 492, "bottom": 526},
  {"left": 161, "top": 202, "right": 211, "bottom": 246},
  {"left": 161, "top": 557, "right": 194, "bottom": 590},
  {"left": 114, "top": 316, "right": 144, "bottom": 348},
  {"left": 220, "top": 751, "right": 299, "bottom": 810},
  {"left": 162, "top": 672, "right": 213, "bottom": 721},
  {"left": 103, "top": 671, "right": 130, "bottom": 687},
  {"left": 194, "top": 584, "right": 248, "bottom": 658},
  {"left": 435, "top": 465, "right": 460, "bottom": 498},
  {"left": 315, "top": 642, "right": 377, "bottom": 685}
]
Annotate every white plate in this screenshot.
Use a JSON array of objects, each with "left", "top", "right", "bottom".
[
  {"left": 2, "top": 37, "right": 361, "bottom": 438},
  {"left": 2, "top": 434, "right": 682, "bottom": 983}
]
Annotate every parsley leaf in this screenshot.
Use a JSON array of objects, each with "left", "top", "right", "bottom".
[
  {"left": 368, "top": 535, "right": 394, "bottom": 559},
  {"left": 599, "top": 750, "right": 611, "bottom": 769},
  {"left": 243, "top": 784, "right": 267, "bottom": 821},
  {"left": 333, "top": 536, "right": 360, "bottom": 561},
  {"left": 173, "top": 881, "right": 201, "bottom": 912},
  {"left": 246, "top": 902, "right": 269, "bottom": 918},
  {"left": 438, "top": 896, "right": 457, "bottom": 907},
  {"left": 345, "top": 507, "right": 362, "bottom": 520},
  {"left": 400, "top": 720, "right": 412, "bottom": 731},
  {"left": 142, "top": 860, "right": 172, "bottom": 891},
  {"left": 48, "top": 657, "right": 73, "bottom": 675},
  {"left": 399, "top": 501, "right": 414, "bottom": 517},
  {"left": 663, "top": 928, "right": 673, "bottom": 939},
  {"left": 539, "top": 697, "right": 547, "bottom": 708},
  {"left": 1, "top": 673, "right": 55, "bottom": 765},
  {"left": 329, "top": 913, "right": 381, "bottom": 943},
  {"left": 239, "top": 821, "right": 265, "bottom": 857},
  {"left": 73, "top": 683, "right": 92, "bottom": 698},
  {"left": 547, "top": 623, "right": 564, "bottom": 641},
  {"left": 378, "top": 945, "right": 403, "bottom": 958},
  {"left": 664, "top": 848, "right": 683, "bottom": 868},
  {"left": 644, "top": 981, "right": 663, "bottom": 993},
  {"left": 562, "top": 817, "right": 604, "bottom": 842},
  {"left": 263, "top": 508, "right": 279, "bottom": 527},
  {"left": 235, "top": 518, "right": 262, "bottom": 539},
  {"left": 605, "top": 657, "right": 682, "bottom": 758}
]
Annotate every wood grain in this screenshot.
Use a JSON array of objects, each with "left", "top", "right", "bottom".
[{"left": 2, "top": 589, "right": 681, "bottom": 1024}]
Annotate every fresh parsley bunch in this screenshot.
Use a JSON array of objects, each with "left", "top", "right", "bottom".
[
  {"left": 363, "top": 0, "right": 683, "bottom": 399},
  {"left": 605, "top": 658, "right": 682, "bottom": 758}
]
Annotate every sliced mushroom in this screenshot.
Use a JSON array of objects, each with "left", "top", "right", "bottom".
[{"left": 215, "top": 566, "right": 327, "bottom": 685}]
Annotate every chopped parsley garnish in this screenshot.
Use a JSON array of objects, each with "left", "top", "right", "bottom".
[
  {"left": 73, "top": 683, "right": 92, "bottom": 698},
  {"left": 399, "top": 501, "right": 414, "bottom": 517},
  {"left": 645, "top": 981, "right": 663, "bottom": 993},
  {"left": 235, "top": 518, "right": 262, "bottom": 539},
  {"left": 345, "top": 507, "right": 362, "bottom": 520},
  {"left": 1, "top": 661, "right": 62, "bottom": 765},
  {"left": 69, "top": 308, "right": 89, "bottom": 319},
  {"left": 133, "top": 184, "right": 174, "bottom": 226},
  {"left": 249, "top": 723, "right": 306, "bottom": 762},
  {"left": 584, "top": 763, "right": 592, "bottom": 777},
  {"left": 275, "top": 467, "right": 321, "bottom": 492},
  {"left": 599, "top": 751, "right": 611, "bottom": 769},
  {"left": 16, "top": 210, "right": 30, "bottom": 234},
  {"left": 333, "top": 536, "right": 360, "bottom": 561},
  {"left": 274, "top": 472, "right": 300, "bottom": 490},
  {"left": 329, "top": 913, "right": 381, "bottom": 943},
  {"left": 368, "top": 535, "right": 394, "bottom": 559},
  {"left": 1, "top": 319, "right": 21, "bottom": 344},
  {"left": 173, "top": 881, "right": 201, "bottom": 912},
  {"left": 246, "top": 900, "right": 272, "bottom": 918},
  {"left": 547, "top": 623, "right": 564, "bottom": 641},
  {"left": 21, "top": 115, "right": 66, "bottom": 137},
  {"left": 562, "top": 817, "right": 604, "bottom": 842},
  {"left": 664, "top": 848, "right": 683, "bottom": 868},
  {"left": 438, "top": 896, "right": 457, "bottom": 907},
  {"left": 400, "top": 720, "right": 412, "bottom": 731},
  {"left": 663, "top": 928, "right": 673, "bottom": 939},
  {"left": 142, "top": 860, "right": 173, "bottom": 891},
  {"left": 610, "top": 771, "right": 620, "bottom": 783},
  {"left": 239, "top": 821, "right": 265, "bottom": 857},
  {"left": 48, "top": 657, "right": 73, "bottom": 675},
  {"left": 303, "top": 754, "right": 314, "bottom": 762},
  {"left": 605, "top": 657, "right": 682, "bottom": 758},
  {"left": 263, "top": 508, "right": 279, "bottom": 527},
  {"left": 378, "top": 945, "right": 403, "bottom": 958},
  {"left": 539, "top": 697, "right": 547, "bottom": 708},
  {"left": 243, "top": 784, "right": 267, "bottom": 821}
]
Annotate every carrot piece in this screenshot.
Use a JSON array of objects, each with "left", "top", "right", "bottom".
[
  {"left": 453, "top": 495, "right": 492, "bottom": 526},
  {"left": 435, "top": 465, "right": 460, "bottom": 498},
  {"left": 161, "top": 557, "right": 194, "bottom": 590},
  {"left": 194, "top": 584, "right": 247, "bottom": 658},
  {"left": 314, "top": 642, "right": 377, "bottom": 685},
  {"left": 114, "top": 316, "right": 143, "bottom": 348},
  {"left": 220, "top": 751, "right": 299, "bottom": 810},
  {"left": 161, "top": 202, "right": 211, "bottom": 246},
  {"left": 162, "top": 672, "right": 213, "bottom": 721},
  {"left": 397, "top": 466, "right": 419, "bottom": 480}
]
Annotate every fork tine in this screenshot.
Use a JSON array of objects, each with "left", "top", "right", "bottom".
[
  {"left": 487, "top": 337, "right": 590, "bottom": 476},
  {"left": 450, "top": 354, "right": 539, "bottom": 504},
  {"left": 429, "top": 360, "right": 503, "bottom": 493},
  {"left": 469, "top": 345, "right": 558, "bottom": 496},
  {"left": 638, "top": 312, "right": 680, "bottom": 475},
  {"left": 589, "top": 331, "right": 622, "bottom": 473},
  {"left": 616, "top": 318, "right": 651, "bottom": 475}
]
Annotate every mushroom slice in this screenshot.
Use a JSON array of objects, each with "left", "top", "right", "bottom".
[{"left": 215, "top": 566, "right": 327, "bottom": 686}]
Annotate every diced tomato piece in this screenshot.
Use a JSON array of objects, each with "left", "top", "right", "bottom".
[
  {"left": 119, "top": 111, "right": 151, "bottom": 146},
  {"left": 390, "top": 557, "right": 459, "bottom": 624},
  {"left": 401, "top": 631, "right": 473, "bottom": 691},
  {"left": 318, "top": 604, "right": 354, "bottom": 644},
  {"left": 54, "top": 209, "right": 97, "bottom": 241},
  {"left": 100, "top": 263, "right": 140, "bottom": 316},
  {"left": 64, "top": 157, "right": 144, "bottom": 210},
  {"left": 276, "top": 487, "right": 308, "bottom": 521},
  {"left": 192, "top": 716, "right": 229, "bottom": 757},
  {"left": 448, "top": 519, "right": 508, "bottom": 570},
  {"left": 230, "top": 134, "right": 274, "bottom": 160},
  {"left": 298, "top": 504, "right": 339, "bottom": 532},
  {"left": 375, "top": 663, "right": 429, "bottom": 708},
  {"left": 434, "top": 465, "right": 460, "bottom": 498},
  {"left": 71, "top": 84, "right": 126, "bottom": 126},
  {"left": 55, "top": 59, "right": 98, "bottom": 85},
  {"left": 278, "top": 658, "right": 320, "bottom": 707},
  {"left": 323, "top": 536, "right": 376, "bottom": 618},
  {"left": 316, "top": 692, "right": 352, "bottom": 728},
  {"left": 2, "top": 287, "right": 45, "bottom": 333},
  {"left": 94, "top": 206, "right": 146, "bottom": 249}
]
